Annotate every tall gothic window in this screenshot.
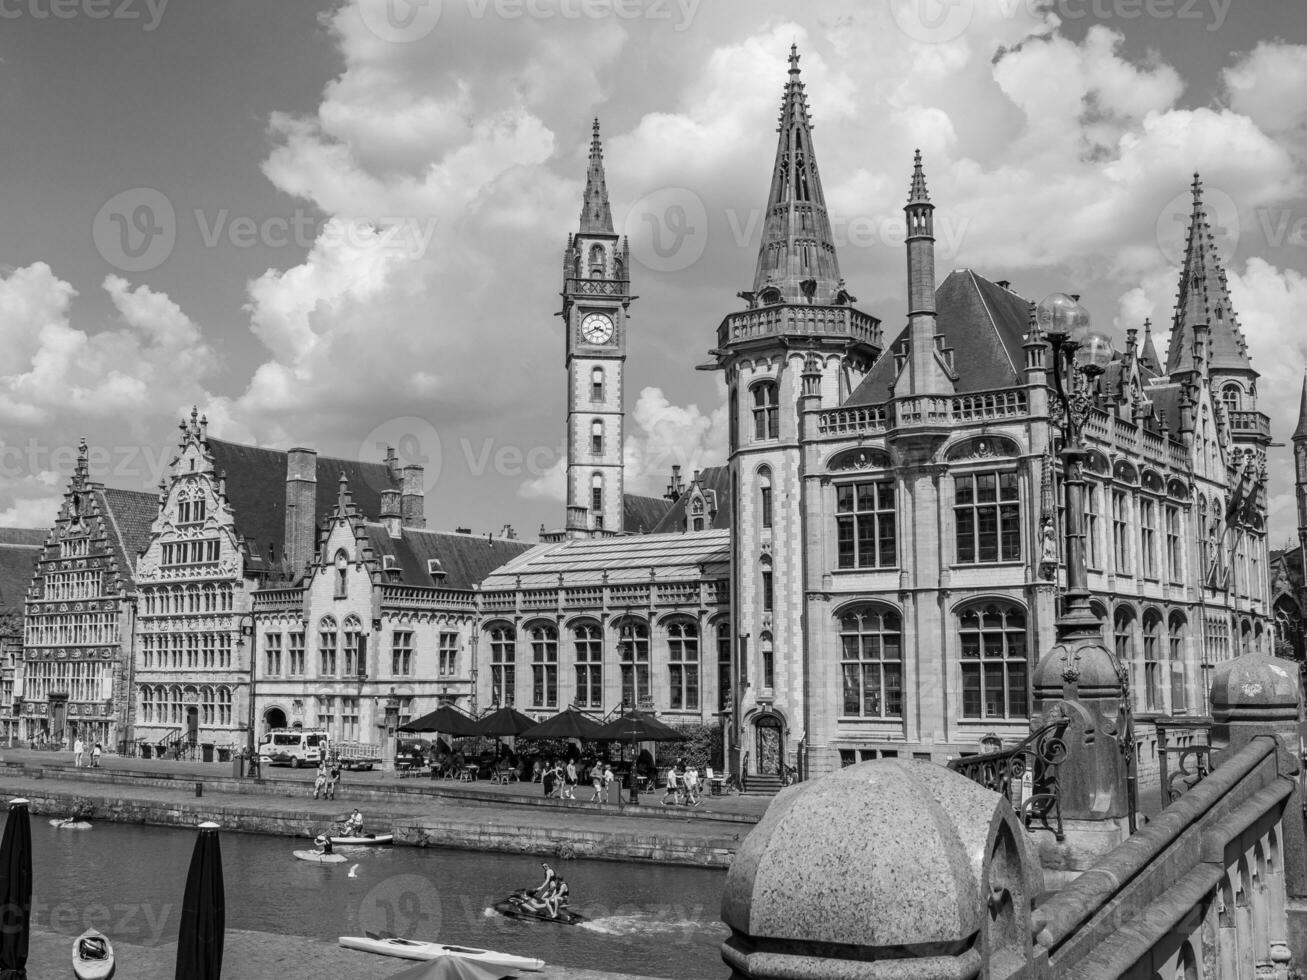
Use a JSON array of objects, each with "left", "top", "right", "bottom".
[
  {"left": 617, "top": 618, "right": 650, "bottom": 705},
  {"left": 1139, "top": 497, "right": 1158, "bottom": 579},
  {"left": 667, "top": 620, "right": 699, "bottom": 710},
  {"left": 1113, "top": 606, "right": 1138, "bottom": 710},
  {"left": 954, "top": 472, "right": 1021, "bottom": 564},
  {"left": 1112, "top": 490, "right": 1132, "bottom": 575},
  {"left": 342, "top": 616, "right": 364, "bottom": 677},
  {"left": 836, "top": 479, "right": 897, "bottom": 568},
  {"left": 839, "top": 606, "right": 903, "bottom": 718},
  {"left": 319, "top": 616, "right": 338, "bottom": 676},
  {"left": 590, "top": 473, "right": 603, "bottom": 513},
  {"left": 573, "top": 623, "right": 602, "bottom": 708},
  {"left": 489, "top": 625, "right": 515, "bottom": 705},
  {"left": 529, "top": 623, "right": 558, "bottom": 708},
  {"left": 759, "top": 468, "right": 773, "bottom": 529},
  {"left": 1143, "top": 610, "right": 1163, "bottom": 712},
  {"left": 752, "top": 381, "right": 779, "bottom": 440},
  {"left": 1085, "top": 482, "right": 1102, "bottom": 569},
  {"left": 1168, "top": 613, "right": 1188, "bottom": 713},
  {"left": 958, "top": 602, "right": 1028, "bottom": 720},
  {"left": 716, "top": 620, "right": 732, "bottom": 711},
  {"left": 1165, "top": 505, "right": 1183, "bottom": 583}
]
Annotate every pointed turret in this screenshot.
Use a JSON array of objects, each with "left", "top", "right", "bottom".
[
  {"left": 579, "top": 118, "right": 613, "bottom": 235},
  {"left": 1295, "top": 371, "right": 1307, "bottom": 442},
  {"left": 901, "top": 151, "right": 952, "bottom": 397},
  {"left": 1139, "top": 318, "right": 1162, "bottom": 375},
  {"left": 750, "top": 45, "right": 842, "bottom": 305},
  {"left": 1165, "top": 174, "right": 1254, "bottom": 378}
]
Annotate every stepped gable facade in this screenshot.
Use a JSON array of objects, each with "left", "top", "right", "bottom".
[
  {"left": 20, "top": 442, "right": 154, "bottom": 749},
  {"left": 250, "top": 475, "right": 532, "bottom": 742},
  {"left": 0, "top": 527, "right": 44, "bottom": 742}
]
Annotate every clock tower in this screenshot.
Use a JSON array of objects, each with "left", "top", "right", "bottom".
[{"left": 561, "top": 119, "right": 634, "bottom": 536}]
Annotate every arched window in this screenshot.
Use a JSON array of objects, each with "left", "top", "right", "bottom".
[
  {"left": 691, "top": 498, "right": 705, "bottom": 532},
  {"left": 760, "top": 631, "right": 774, "bottom": 691},
  {"left": 590, "top": 367, "right": 605, "bottom": 402},
  {"left": 760, "top": 556, "right": 773, "bottom": 614},
  {"left": 729, "top": 388, "right": 739, "bottom": 448},
  {"left": 617, "top": 617, "right": 650, "bottom": 705},
  {"left": 839, "top": 606, "right": 903, "bottom": 718},
  {"left": 590, "top": 473, "right": 603, "bottom": 513},
  {"left": 758, "top": 467, "right": 773, "bottom": 530},
  {"left": 334, "top": 549, "right": 349, "bottom": 598},
  {"left": 528, "top": 623, "right": 558, "bottom": 708},
  {"left": 342, "top": 615, "right": 363, "bottom": 678},
  {"left": 318, "top": 616, "right": 338, "bottom": 676},
  {"left": 573, "top": 623, "right": 602, "bottom": 708},
  {"left": 752, "top": 381, "right": 779, "bottom": 440},
  {"left": 1222, "top": 384, "right": 1240, "bottom": 417},
  {"left": 1113, "top": 606, "right": 1137, "bottom": 706},
  {"left": 141, "top": 686, "right": 154, "bottom": 723},
  {"left": 588, "top": 243, "right": 604, "bottom": 275},
  {"left": 488, "top": 624, "right": 516, "bottom": 706},
  {"left": 667, "top": 620, "right": 699, "bottom": 709},
  {"left": 1198, "top": 496, "right": 1210, "bottom": 574},
  {"left": 1168, "top": 613, "right": 1188, "bottom": 713},
  {"left": 217, "top": 687, "right": 231, "bottom": 725},
  {"left": 1143, "top": 610, "right": 1163, "bottom": 711},
  {"left": 958, "top": 602, "right": 1028, "bottom": 719},
  {"left": 590, "top": 418, "right": 604, "bottom": 456},
  {"left": 716, "top": 620, "right": 732, "bottom": 711}
]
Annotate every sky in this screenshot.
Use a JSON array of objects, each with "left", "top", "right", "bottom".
[{"left": 0, "top": 0, "right": 1304, "bottom": 548}]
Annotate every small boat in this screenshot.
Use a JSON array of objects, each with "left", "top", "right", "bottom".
[
  {"left": 293, "top": 849, "right": 347, "bottom": 864},
  {"left": 72, "top": 928, "right": 114, "bottom": 979},
  {"left": 330, "top": 833, "right": 393, "bottom": 846},
  {"left": 492, "top": 890, "right": 587, "bottom": 926},
  {"left": 338, "top": 934, "right": 544, "bottom": 972},
  {"left": 50, "top": 818, "right": 93, "bottom": 830}
]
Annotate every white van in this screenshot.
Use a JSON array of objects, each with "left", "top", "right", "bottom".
[{"left": 258, "top": 729, "right": 330, "bottom": 768}]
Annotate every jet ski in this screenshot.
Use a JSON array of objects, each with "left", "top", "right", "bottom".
[{"left": 493, "top": 889, "right": 587, "bottom": 925}]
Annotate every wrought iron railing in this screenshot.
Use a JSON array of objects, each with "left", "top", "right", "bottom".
[
  {"left": 948, "top": 712, "right": 1071, "bottom": 841},
  {"left": 1155, "top": 715, "right": 1212, "bottom": 803}
]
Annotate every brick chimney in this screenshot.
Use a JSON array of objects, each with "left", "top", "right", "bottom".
[
  {"left": 284, "top": 448, "right": 318, "bottom": 577},
  {"left": 400, "top": 465, "right": 426, "bottom": 528}
]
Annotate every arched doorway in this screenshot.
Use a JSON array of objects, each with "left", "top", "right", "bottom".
[
  {"left": 754, "top": 714, "right": 783, "bottom": 775},
  {"left": 264, "top": 707, "right": 287, "bottom": 732},
  {"left": 185, "top": 706, "right": 199, "bottom": 745}
]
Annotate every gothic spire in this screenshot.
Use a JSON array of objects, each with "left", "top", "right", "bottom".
[
  {"left": 579, "top": 118, "right": 614, "bottom": 235},
  {"left": 750, "top": 44, "right": 842, "bottom": 304},
  {"left": 1139, "top": 318, "right": 1162, "bottom": 375},
  {"left": 907, "top": 148, "right": 931, "bottom": 205},
  {"left": 1165, "top": 174, "right": 1254, "bottom": 377},
  {"left": 1294, "top": 370, "right": 1307, "bottom": 442}
]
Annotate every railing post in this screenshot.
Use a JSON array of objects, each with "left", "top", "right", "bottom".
[{"left": 1208, "top": 652, "right": 1304, "bottom": 965}]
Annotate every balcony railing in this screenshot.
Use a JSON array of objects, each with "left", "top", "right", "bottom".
[
  {"left": 718, "top": 305, "right": 882, "bottom": 351},
  {"left": 564, "top": 277, "right": 630, "bottom": 297},
  {"left": 814, "top": 387, "right": 1028, "bottom": 438},
  {"left": 1226, "top": 410, "right": 1271, "bottom": 440},
  {"left": 379, "top": 585, "right": 477, "bottom": 611},
  {"left": 252, "top": 588, "right": 305, "bottom": 612},
  {"left": 947, "top": 711, "right": 1070, "bottom": 841}
]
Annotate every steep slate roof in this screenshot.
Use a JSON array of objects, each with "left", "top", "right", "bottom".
[
  {"left": 846, "top": 270, "right": 1031, "bottom": 406},
  {"left": 0, "top": 529, "right": 45, "bottom": 615},
  {"left": 623, "top": 493, "right": 674, "bottom": 534},
  {"left": 649, "top": 466, "right": 732, "bottom": 534},
  {"left": 96, "top": 487, "right": 161, "bottom": 584},
  {"left": 207, "top": 438, "right": 399, "bottom": 566},
  {"left": 482, "top": 529, "right": 731, "bottom": 589},
  {"left": 362, "top": 525, "right": 534, "bottom": 590}
]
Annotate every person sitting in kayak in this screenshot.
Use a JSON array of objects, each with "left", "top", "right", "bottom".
[
  {"left": 313, "top": 834, "right": 334, "bottom": 856},
  {"left": 344, "top": 809, "right": 364, "bottom": 836}
]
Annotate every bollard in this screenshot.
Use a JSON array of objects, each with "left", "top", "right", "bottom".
[{"left": 195, "top": 781, "right": 203, "bottom": 798}]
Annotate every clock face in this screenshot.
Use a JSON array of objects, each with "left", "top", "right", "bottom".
[{"left": 581, "top": 312, "right": 615, "bottom": 345}]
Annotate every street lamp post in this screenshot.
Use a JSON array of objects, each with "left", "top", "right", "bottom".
[
  {"left": 235, "top": 612, "right": 256, "bottom": 777},
  {"left": 1034, "top": 292, "right": 1138, "bottom": 832}
]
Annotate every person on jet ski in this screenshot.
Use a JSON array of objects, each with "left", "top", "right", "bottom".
[{"left": 531, "top": 862, "right": 556, "bottom": 898}]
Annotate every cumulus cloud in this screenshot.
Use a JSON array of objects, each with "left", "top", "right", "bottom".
[{"left": 1224, "top": 42, "right": 1307, "bottom": 137}]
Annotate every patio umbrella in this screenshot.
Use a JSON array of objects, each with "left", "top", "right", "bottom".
[
  {"left": 0, "top": 799, "right": 32, "bottom": 980},
  {"left": 401, "top": 704, "right": 479, "bottom": 738},
  {"left": 593, "top": 711, "right": 686, "bottom": 805},
  {"left": 518, "top": 706, "right": 603, "bottom": 740},
  {"left": 174, "top": 821, "right": 225, "bottom": 980},
  {"left": 473, "top": 706, "right": 539, "bottom": 737},
  {"left": 385, "top": 956, "right": 516, "bottom": 980}
]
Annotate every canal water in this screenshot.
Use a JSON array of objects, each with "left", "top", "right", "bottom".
[{"left": 21, "top": 818, "right": 730, "bottom": 978}]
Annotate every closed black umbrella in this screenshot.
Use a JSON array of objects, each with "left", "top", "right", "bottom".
[
  {"left": 0, "top": 798, "right": 32, "bottom": 980},
  {"left": 519, "top": 706, "right": 603, "bottom": 740},
  {"left": 175, "top": 821, "right": 224, "bottom": 980},
  {"left": 401, "top": 704, "right": 479, "bottom": 738},
  {"left": 473, "top": 706, "right": 539, "bottom": 737}
]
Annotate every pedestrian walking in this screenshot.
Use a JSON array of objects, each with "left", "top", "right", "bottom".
[
  {"left": 602, "top": 764, "right": 614, "bottom": 803},
  {"left": 73, "top": 736, "right": 84, "bottom": 768},
  {"left": 91, "top": 742, "right": 102, "bottom": 768},
  {"left": 684, "top": 765, "right": 700, "bottom": 806},
  {"left": 662, "top": 765, "right": 680, "bottom": 806},
  {"left": 589, "top": 764, "right": 604, "bottom": 802},
  {"left": 564, "top": 760, "right": 577, "bottom": 800}
]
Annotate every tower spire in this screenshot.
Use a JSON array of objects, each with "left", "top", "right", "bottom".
[
  {"left": 579, "top": 118, "right": 614, "bottom": 235},
  {"left": 750, "top": 45, "right": 842, "bottom": 304},
  {"left": 908, "top": 148, "right": 930, "bottom": 205},
  {"left": 1165, "top": 173, "right": 1253, "bottom": 377},
  {"left": 902, "top": 150, "right": 951, "bottom": 395},
  {"left": 1295, "top": 369, "right": 1307, "bottom": 443},
  {"left": 1139, "top": 318, "right": 1162, "bottom": 374}
]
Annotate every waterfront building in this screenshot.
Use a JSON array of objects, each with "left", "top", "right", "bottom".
[
  {"left": 131, "top": 410, "right": 414, "bottom": 755},
  {"left": 21, "top": 444, "right": 154, "bottom": 749},
  {"left": 706, "top": 48, "right": 1273, "bottom": 778},
  {"left": 0, "top": 528, "right": 44, "bottom": 743},
  {"left": 250, "top": 476, "right": 531, "bottom": 744}
]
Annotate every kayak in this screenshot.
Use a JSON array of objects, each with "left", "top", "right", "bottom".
[
  {"left": 293, "top": 850, "right": 346, "bottom": 864},
  {"left": 493, "top": 890, "right": 587, "bottom": 926},
  {"left": 330, "top": 833, "right": 393, "bottom": 846},
  {"left": 50, "top": 819, "right": 92, "bottom": 830},
  {"left": 338, "top": 934, "right": 544, "bottom": 972},
  {"left": 72, "top": 928, "right": 114, "bottom": 979}
]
